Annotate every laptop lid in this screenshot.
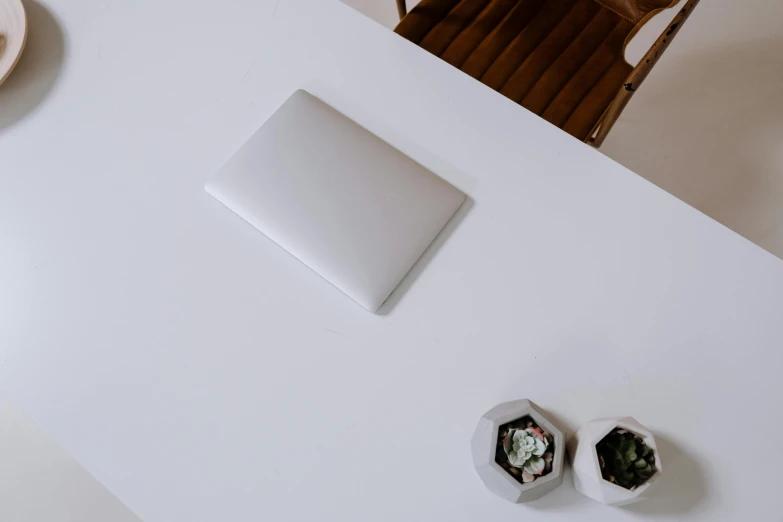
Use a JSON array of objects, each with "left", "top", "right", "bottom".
[{"left": 205, "top": 90, "right": 465, "bottom": 312}]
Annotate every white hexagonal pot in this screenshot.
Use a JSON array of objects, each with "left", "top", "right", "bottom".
[
  {"left": 568, "top": 416, "right": 662, "bottom": 506},
  {"left": 470, "top": 399, "right": 565, "bottom": 503}
]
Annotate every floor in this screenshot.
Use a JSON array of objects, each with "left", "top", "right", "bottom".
[
  {"left": 0, "top": 398, "right": 142, "bottom": 522},
  {"left": 343, "top": 0, "right": 783, "bottom": 260}
]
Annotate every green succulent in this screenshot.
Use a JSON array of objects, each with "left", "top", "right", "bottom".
[
  {"left": 503, "top": 427, "right": 549, "bottom": 475},
  {"left": 596, "top": 430, "right": 656, "bottom": 490}
]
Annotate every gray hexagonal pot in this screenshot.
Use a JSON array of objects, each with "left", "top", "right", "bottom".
[
  {"left": 567, "top": 416, "right": 662, "bottom": 506},
  {"left": 470, "top": 399, "right": 566, "bottom": 503}
]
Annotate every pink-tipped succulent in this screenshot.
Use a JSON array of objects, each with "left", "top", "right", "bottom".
[{"left": 503, "top": 427, "right": 549, "bottom": 475}]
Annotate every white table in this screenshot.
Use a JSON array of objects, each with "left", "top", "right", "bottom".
[{"left": 2, "top": 0, "right": 782, "bottom": 520}]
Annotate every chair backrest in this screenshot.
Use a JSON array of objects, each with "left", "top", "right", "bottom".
[
  {"left": 394, "top": 0, "right": 699, "bottom": 146},
  {"left": 599, "top": 0, "right": 678, "bottom": 23}
]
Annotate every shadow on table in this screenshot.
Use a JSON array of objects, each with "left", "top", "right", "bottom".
[
  {"left": 527, "top": 466, "right": 586, "bottom": 510},
  {"left": 378, "top": 196, "right": 474, "bottom": 315},
  {"left": 0, "top": 0, "right": 65, "bottom": 134},
  {"left": 526, "top": 416, "right": 708, "bottom": 514},
  {"left": 625, "top": 433, "right": 709, "bottom": 517}
]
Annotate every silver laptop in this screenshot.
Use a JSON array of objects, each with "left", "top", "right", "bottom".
[{"left": 205, "top": 90, "right": 465, "bottom": 312}]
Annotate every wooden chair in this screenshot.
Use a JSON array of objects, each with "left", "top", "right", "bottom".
[{"left": 394, "top": 0, "right": 700, "bottom": 146}]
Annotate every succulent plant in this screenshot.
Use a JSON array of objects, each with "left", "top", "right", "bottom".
[
  {"left": 595, "top": 429, "right": 656, "bottom": 490},
  {"left": 503, "top": 427, "right": 549, "bottom": 475}
]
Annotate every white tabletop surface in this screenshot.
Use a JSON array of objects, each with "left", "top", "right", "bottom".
[{"left": 2, "top": 0, "right": 782, "bottom": 521}]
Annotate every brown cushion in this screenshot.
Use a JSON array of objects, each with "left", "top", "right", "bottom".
[
  {"left": 599, "top": 0, "right": 675, "bottom": 22},
  {"left": 394, "top": 0, "right": 673, "bottom": 141}
]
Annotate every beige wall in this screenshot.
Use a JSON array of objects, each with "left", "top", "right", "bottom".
[{"left": 343, "top": 0, "right": 783, "bottom": 260}]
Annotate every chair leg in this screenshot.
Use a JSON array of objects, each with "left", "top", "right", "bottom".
[
  {"left": 589, "top": 91, "right": 631, "bottom": 147},
  {"left": 396, "top": 0, "right": 407, "bottom": 19}
]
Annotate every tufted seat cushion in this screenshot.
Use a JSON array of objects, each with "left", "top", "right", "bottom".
[{"left": 394, "top": 0, "right": 675, "bottom": 141}]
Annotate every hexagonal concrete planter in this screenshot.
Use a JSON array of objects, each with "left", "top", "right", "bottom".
[
  {"left": 568, "top": 417, "right": 662, "bottom": 506},
  {"left": 470, "top": 399, "right": 565, "bottom": 503}
]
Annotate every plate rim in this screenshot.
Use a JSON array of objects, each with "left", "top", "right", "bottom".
[{"left": 0, "top": 0, "right": 29, "bottom": 87}]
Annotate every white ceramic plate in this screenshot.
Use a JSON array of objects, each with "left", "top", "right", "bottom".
[{"left": 0, "top": 0, "right": 27, "bottom": 86}]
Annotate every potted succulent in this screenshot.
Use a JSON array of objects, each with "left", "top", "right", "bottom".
[
  {"left": 568, "top": 416, "right": 662, "bottom": 506},
  {"left": 470, "top": 399, "right": 565, "bottom": 503}
]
